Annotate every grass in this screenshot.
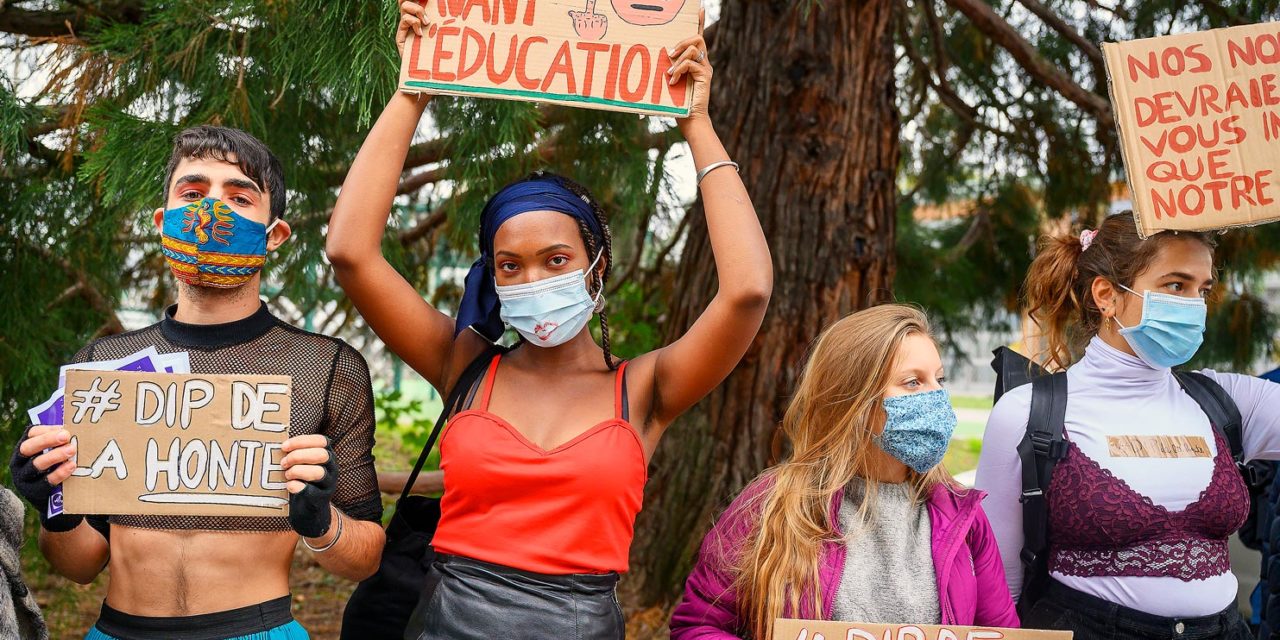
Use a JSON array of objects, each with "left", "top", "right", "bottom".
[
  {"left": 943, "top": 437, "right": 983, "bottom": 476},
  {"left": 951, "top": 395, "right": 994, "bottom": 410},
  {"left": 28, "top": 435, "right": 418, "bottom": 640}
]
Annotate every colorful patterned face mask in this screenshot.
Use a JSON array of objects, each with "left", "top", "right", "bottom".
[{"left": 161, "top": 197, "right": 278, "bottom": 288}]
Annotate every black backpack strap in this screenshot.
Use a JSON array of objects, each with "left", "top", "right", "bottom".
[
  {"left": 1017, "top": 372, "right": 1069, "bottom": 590},
  {"left": 1174, "top": 371, "right": 1259, "bottom": 489},
  {"left": 398, "top": 346, "right": 505, "bottom": 503}
]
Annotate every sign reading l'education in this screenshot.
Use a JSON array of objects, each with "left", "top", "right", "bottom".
[
  {"left": 1103, "top": 22, "right": 1280, "bottom": 236},
  {"left": 772, "top": 619, "right": 1073, "bottom": 640},
  {"left": 398, "top": 0, "right": 698, "bottom": 116},
  {"left": 62, "top": 370, "right": 291, "bottom": 517}
]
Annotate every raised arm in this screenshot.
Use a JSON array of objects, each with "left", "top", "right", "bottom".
[
  {"left": 643, "top": 14, "right": 773, "bottom": 428},
  {"left": 326, "top": 2, "right": 479, "bottom": 392}
]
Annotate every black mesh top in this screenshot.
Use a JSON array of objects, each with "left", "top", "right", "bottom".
[{"left": 71, "top": 302, "right": 382, "bottom": 532}]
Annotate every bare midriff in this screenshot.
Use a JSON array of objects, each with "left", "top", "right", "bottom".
[{"left": 104, "top": 526, "right": 296, "bottom": 616}]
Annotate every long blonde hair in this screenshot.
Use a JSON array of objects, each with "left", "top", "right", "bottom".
[{"left": 733, "top": 304, "right": 954, "bottom": 639}]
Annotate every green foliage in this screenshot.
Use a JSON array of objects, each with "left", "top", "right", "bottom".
[
  {"left": 943, "top": 437, "right": 983, "bottom": 475},
  {"left": 0, "top": 0, "right": 672, "bottom": 445},
  {"left": 898, "top": 0, "right": 1280, "bottom": 367},
  {"left": 1195, "top": 289, "right": 1278, "bottom": 371},
  {"left": 597, "top": 280, "right": 664, "bottom": 359},
  {"left": 374, "top": 389, "right": 436, "bottom": 458},
  {"left": 2, "top": 0, "right": 402, "bottom": 440},
  {"left": 894, "top": 180, "right": 1040, "bottom": 352}
]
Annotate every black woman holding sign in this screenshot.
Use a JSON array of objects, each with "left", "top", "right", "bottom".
[
  {"left": 975, "top": 213, "right": 1280, "bottom": 640},
  {"left": 326, "top": 2, "right": 771, "bottom": 638}
]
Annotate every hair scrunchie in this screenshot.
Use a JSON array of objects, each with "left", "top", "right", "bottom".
[{"left": 1079, "top": 228, "right": 1098, "bottom": 251}]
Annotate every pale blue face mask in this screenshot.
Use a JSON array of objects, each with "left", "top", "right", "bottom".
[
  {"left": 1115, "top": 284, "right": 1207, "bottom": 369},
  {"left": 495, "top": 252, "right": 603, "bottom": 348},
  {"left": 875, "top": 388, "right": 956, "bottom": 473}
]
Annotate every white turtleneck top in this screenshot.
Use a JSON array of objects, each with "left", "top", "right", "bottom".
[{"left": 976, "top": 336, "right": 1280, "bottom": 617}]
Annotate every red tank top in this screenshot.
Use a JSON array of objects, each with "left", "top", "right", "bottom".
[{"left": 431, "top": 355, "right": 647, "bottom": 575}]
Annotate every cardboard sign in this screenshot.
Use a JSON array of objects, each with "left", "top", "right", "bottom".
[
  {"left": 61, "top": 370, "right": 291, "bottom": 517},
  {"left": 398, "top": 0, "right": 698, "bottom": 116},
  {"left": 1104, "top": 22, "right": 1280, "bottom": 236},
  {"left": 1107, "top": 434, "right": 1211, "bottom": 458},
  {"left": 772, "top": 620, "right": 1072, "bottom": 640}
]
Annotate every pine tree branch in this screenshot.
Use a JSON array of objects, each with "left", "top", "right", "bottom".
[
  {"left": 902, "top": 123, "right": 975, "bottom": 203},
  {"left": 402, "top": 104, "right": 577, "bottom": 173},
  {"left": 0, "top": 1, "right": 143, "bottom": 38},
  {"left": 397, "top": 166, "right": 447, "bottom": 195},
  {"left": 941, "top": 0, "right": 1112, "bottom": 122},
  {"left": 318, "top": 104, "right": 581, "bottom": 188},
  {"left": 393, "top": 120, "right": 681, "bottom": 196},
  {"left": 640, "top": 209, "right": 690, "bottom": 299},
  {"left": 1196, "top": 0, "right": 1247, "bottom": 26},
  {"left": 899, "top": 5, "right": 978, "bottom": 126},
  {"left": 8, "top": 225, "right": 124, "bottom": 335},
  {"left": 1082, "top": 0, "right": 1130, "bottom": 21},
  {"left": 613, "top": 154, "right": 667, "bottom": 292},
  {"left": 1014, "top": 0, "right": 1104, "bottom": 67},
  {"left": 0, "top": 5, "right": 81, "bottom": 37},
  {"left": 398, "top": 203, "right": 450, "bottom": 246},
  {"left": 26, "top": 105, "right": 72, "bottom": 138},
  {"left": 942, "top": 204, "right": 990, "bottom": 264}
]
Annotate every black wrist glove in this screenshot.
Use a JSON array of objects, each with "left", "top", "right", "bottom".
[
  {"left": 9, "top": 428, "right": 83, "bottom": 533},
  {"left": 288, "top": 443, "right": 338, "bottom": 538}
]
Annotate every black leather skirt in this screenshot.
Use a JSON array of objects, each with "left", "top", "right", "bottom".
[{"left": 404, "top": 554, "right": 625, "bottom": 640}]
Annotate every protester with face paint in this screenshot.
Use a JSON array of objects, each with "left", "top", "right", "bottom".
[
  {"left": 325, "top": 3, "right": 771, "bottom": 637},
  {"left": 9, "top": 126, "right": 385, "bottom": 640},
  {"left": 669, "top": 305, "right": 1018, "bottom": 640},
  {"left": 976, "top": 212, "right": 1280, "bottom": 639}
]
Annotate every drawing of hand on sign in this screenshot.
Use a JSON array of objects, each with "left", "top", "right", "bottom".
[
  {"left": 610, "top": 0, "right": 686, "bottom": 26},
  {"left": 569, "top": 0, "right": 608, "bottom": 40}
]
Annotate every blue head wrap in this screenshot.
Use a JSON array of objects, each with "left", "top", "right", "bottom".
[{"left": 455, "top": 175, "right": 604, "bottom": 342}]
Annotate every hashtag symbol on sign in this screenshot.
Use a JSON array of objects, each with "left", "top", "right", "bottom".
[{"left": 70, "top": 378, "right": 122, "bottom": 423}]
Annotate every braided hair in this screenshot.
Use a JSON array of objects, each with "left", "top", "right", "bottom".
[{"left": 515, "top": 171, "right": 618, "bottom": 370}]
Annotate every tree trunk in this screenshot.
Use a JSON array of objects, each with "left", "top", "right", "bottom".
[{"left": 622, "top": 0, "right": 900, "bottom": 634}]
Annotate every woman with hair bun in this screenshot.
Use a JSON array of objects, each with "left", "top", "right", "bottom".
[{"left": 977, "top": 212, "right": 1280, "bottom": 639}]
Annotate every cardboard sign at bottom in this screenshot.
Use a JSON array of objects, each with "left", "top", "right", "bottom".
[{"left": 772, "top": 619, "right": 1073, "bottom": 640}]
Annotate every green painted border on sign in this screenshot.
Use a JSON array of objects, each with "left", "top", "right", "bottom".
[{"left": 403, "top": 80, "right": 690, "bottom": 116}]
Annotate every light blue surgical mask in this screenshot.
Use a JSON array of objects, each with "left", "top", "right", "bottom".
[
  {"left": 1115, "top": 284, "right": 1206, "bottom": 369},
  {"left": 495, "top": 252, "right": 603, "bottom": 348},
  {"left": 875, "top": 389, "right": 956, "bottom": 473}
]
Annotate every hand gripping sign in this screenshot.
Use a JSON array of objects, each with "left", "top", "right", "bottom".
[
  {"left": 1104, "top": 21, "right": 1280, "bottom": 237},
  {"left": 398, "top": 0, "right": 700, "bottom": 116},
  {"left": 771, "top": 620, "right": 1072, "bottom": 640},
  {"left": 61, "top": 370, "right": 291, "bottom": 517}
]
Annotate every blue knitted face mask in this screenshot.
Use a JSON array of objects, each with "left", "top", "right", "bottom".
[{"left": 874, "top": 389, "right": 956, "bottom": 473}]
